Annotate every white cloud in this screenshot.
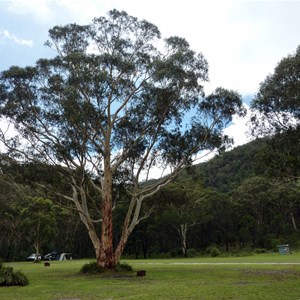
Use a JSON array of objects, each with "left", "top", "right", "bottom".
[
  {"left": 0, "top": 117, "right": 17, "bottom": 152},
  {"left": 0, "top": 28, "right": 33, "bottom": 47},
  {"left": 2, "top": 0, "right": 299, "bottom": 96},
  {"left": 4, "top": 0, "right": 109, "bottom": 25},
  {"left": 5, "top": 0, "right": 56, "bottom": 24},
  {"left": 223, "top": 103, "right": 253, "bottom": 149}
]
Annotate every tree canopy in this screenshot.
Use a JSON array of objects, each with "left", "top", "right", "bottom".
[
  {"left": 250, "top": 45, "right": 300, "bottom": 179},
  {"left": 251, "top": 45, "right": 300, "bottom": 135}
]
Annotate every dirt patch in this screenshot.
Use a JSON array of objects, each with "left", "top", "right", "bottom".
[
  {"left": 241, "top": 268, "right": 300, "bottom": 282},
  {"left": 245, "top": 269, "right": 300, "bottom": 276}
]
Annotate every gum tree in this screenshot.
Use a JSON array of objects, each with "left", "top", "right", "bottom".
[
  {"left": 0, "top": 10, "right": 244, "bottom": 268},
  {"left": 158, "top": 179, "right": 213, "bottom": 257},
  {"left": 20, "top": 197, "right": 57, "bottom": 256},
  {"left": 251, "top": 45, "right": 300, "bottom": 179},
  {"left": 251, "top": 45, "right": 300, "bottom": 135}
]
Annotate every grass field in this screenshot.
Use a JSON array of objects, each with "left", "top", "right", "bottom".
[{"left": 2, "top": 253, "right": 300, "bottom": 300}]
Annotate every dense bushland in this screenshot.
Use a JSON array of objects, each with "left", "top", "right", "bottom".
[{"left": 1, "top": 136, "right": 299, "bottom": 261}]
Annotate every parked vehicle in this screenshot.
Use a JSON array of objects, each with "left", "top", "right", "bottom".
[
  {"left": 42, "top": 251, "right": 58, "bottom": 261},
  {"left": 27, "top": 251, "right": 73, "bottom": 261},
  {"left": 26, "top": 253, "right": 41, "bottom": 261}
]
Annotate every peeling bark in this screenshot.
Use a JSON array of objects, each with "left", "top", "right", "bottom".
[{"left": 96, "top": 155, "right": 115, "bottom": 268}]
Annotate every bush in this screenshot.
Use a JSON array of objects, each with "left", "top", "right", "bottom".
[
  {"left": 206, "top": 246, "right": 221, "bottom": 257},
  {"left": 170, "top": 248, "right": 184, "bottom": 257},
  {"left": 187, "top": 248, "right": 199, "bottom": 257},
  {"left": 254, "top": 248, "right": 267, "bottom": 254},
  {"left": 80, "top": 262, "right": 105, "bottom": 274},
  {"left": 234, "top": 250, "right": 254, "bottom": 257},
  {"left": 115, "top": 262, "right": 133, "bottom": 272},
  {"left": 80, "top": 261, "right": 133, "bottom": 274},
  {"left": 0, "top": 266, "right": 29, "bottom": 286}
]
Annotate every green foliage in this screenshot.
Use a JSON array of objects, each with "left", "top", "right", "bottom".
[
  {"left": 0, "top": 173, "right": 35, "bottom": 261},
  {"left": 205, "top": 246, "right": 221, "bottom": 257},
  {"left": 195, "top": 139, "right": 264, "bottom": 192},
  {"left": 20, "top": 197, "right": 57, "bottom": 255},
  {"left": 254, "top": 127, "right": 300, "bottom": 179},
  {"left": 250, "top": 45, "right": 300, "bottom": 179},
  {"left": 1, "top": 134, "right": 299, "bottom": 260},
  {"left": 80, "top": 262, "right": 105, "bottom": 274},
  {"left": 0, "top": 266, "right": 29, "bottom": 286},
  {"left": 115, "top": 262, "right": 133, "bottom": 272},
  {"left": 80, "top": 261, "right": 133, "bottom": 274},
  {"left": 251, "top": 45, "right": 300, "bottom": 135},
  {"left": 186, "top": 248, "right": 199, "bottom": 257},
  {"left": 254, "top": 248, "right": 267, "bottom": 254}
]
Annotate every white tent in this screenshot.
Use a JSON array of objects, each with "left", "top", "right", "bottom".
[{"left": 58, "top": 253, "right": 72, "bottom": 260}]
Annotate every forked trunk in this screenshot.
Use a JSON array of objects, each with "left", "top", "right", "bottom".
[
  {"left": 114, "top": 195, "right": 141, "bottom": 263},
  {"left": 114, "top": 229, "right": 130, "bottom": 264}
]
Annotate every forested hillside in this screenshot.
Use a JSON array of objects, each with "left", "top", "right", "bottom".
[
  {"left": 124, "top": 136, "right": 300, "bottom": 258},
  {"left": 1, "top": 135, "right": 299, "bottom": 261},
  {"left": 195, "top": 139, "right": 265, "bottom": 192}
]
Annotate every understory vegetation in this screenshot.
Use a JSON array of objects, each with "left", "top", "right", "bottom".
[{"left": 0, "top": 262, "right": 29, "bottom": 286}]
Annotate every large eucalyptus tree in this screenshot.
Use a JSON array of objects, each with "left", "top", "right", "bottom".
[{"left": 0, "top": 10, "right": 244, "bottom": 268}]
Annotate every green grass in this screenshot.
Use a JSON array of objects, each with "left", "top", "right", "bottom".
[{"left": 1, "top": 252, "right": 300, "bottom": 300}]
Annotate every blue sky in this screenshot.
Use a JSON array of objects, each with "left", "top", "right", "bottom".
[{"left": 0, "top": 0, "right": 299, "bottom": 150}]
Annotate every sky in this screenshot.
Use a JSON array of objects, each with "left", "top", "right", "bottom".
[{"left": 0, "top": 0, "right": 299, "bottom": 153}]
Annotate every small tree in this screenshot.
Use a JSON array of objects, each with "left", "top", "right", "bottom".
[
  {"left": 0, "top": 173, "right": 31, "bottom": 261},
  {"left": 0, "top": 10, "right": 244, "bottom": 268},
  {"left": 159, "top": 179, "right": 212, "bottom": 256},
  {"left": 20, "top": 197, "right": 56, "bottom": 256}
]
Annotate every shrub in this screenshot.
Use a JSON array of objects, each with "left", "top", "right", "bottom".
[
  {"left": 206, "top": 246, "right": 221, "bottom": 257},
  {"left": 235, "top": 250, "right": 254, "bottom": 257},
  {"left": 115, "top": 262, "right": 133, "bottom": 272},
  {"left": 80, "top": 262, "right": 105, "bottom": 274},
  {"left": 80, "top": 261, "right": 133, "bottom": 274},
  {"left": 254, "top": 248, "right": 267, "bottom": 254},
  {"left": 165, "top": 248, "right": 183, "bottom": 258},
  {"left": 187, "top": 248, "right": 199, "bottom": 257},
  {"left": 0, "top": 266, "right": 29, "bottom": 286}
]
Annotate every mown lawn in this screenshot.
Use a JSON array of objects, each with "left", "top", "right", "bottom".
[{"left": 2, "top": 253, "right": 300, "bottom": 300}]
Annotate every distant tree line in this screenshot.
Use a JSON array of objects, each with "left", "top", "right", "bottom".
[{"left": 0, "top": 134, "right": 299, "bottom": 261}]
